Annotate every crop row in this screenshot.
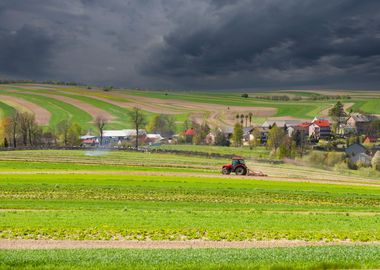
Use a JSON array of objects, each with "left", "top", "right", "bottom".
[
  {"left": 1, "top": 245, "right": 380, "bottom": 270},
  {"left": 1, "top": 227, "right": 380, "bottom": 242},
  {"left": 1, "top": 185, "right": 379, "bottom": 208}
]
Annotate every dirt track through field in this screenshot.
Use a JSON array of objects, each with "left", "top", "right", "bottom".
[
  {"left": 0, "top": 95, "right": 51, "bottom": 125},
  {"left": 0, "top": 240, "right": 378, "bottom": 249}
]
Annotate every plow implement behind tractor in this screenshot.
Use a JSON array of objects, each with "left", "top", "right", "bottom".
[{"left": 221, "top": 156, "right": 267, "bottom": 177}]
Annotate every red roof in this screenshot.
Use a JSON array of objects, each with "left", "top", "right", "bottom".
[
  {"left": 185, "top": 128, "right": 196, "bottom": 136},
  {"left": 312, "top": 120, "right": 330, "bottom": 127},
  {"left": 82, "top": 139, "right": 96, "bottom": 144},
  {"left": 298, "top": 122, "right": 312, "bottom": 128},
  {"left": 364, "top": 136, "right": 377, "bottom": 142}
]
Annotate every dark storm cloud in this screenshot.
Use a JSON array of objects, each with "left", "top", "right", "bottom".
[
  {"left": 0, "top": 0, "right": 379, "bottom": 90},
  {"left": 0, "top": 25, "right": 56, "bottom": 78},
  {"left": 141, "top": 0, "right": 380, "bottom": 89}
]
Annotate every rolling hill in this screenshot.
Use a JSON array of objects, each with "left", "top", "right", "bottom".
[{"left": 0, "top": 84, "right": 379, "bottom": 132}]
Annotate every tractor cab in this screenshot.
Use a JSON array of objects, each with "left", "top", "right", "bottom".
[{"left": 222, "top": 156, "right": 248, "bottom": 175}]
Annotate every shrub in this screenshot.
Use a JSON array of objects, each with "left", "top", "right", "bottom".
[
  {"left": 334, "top": 161, "right": 348, "bottom": 172},
  {"left": 372, "top": 151, "right": 380, "bottom": 171},
  {"left": 307, "top": 151, "right": 326, "bottom": 166},
  {"left": 325, "top": 152, "right": 345, "bottom": 167}
]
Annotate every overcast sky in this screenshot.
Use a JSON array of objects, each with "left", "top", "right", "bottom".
[{"left": 0, "top": 0, "right": 380, "bottom": 90}]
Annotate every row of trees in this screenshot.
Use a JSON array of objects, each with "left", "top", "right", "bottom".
[
  {"left": 0, "top": 111, "right": 82, "bottom": 148},
  {"left": 235, "top": 113, "right": 253, "bottom": 127},
  {"left": 0, "top": 107, "right": 180, "bottom": 149}
]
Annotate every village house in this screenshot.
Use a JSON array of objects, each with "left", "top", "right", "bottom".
[
  {"left": 309, "top": 119, "right": 331, "bottom": 139},
  {"left": 261, "top": 120, "right": 302, "bottom": 129},
  {"left": 346, "top": 113, "right": 373, "bottom": 135},
  {"left": 297, "top": 122, "right": 311, "bottom": 137},
  {"left": 260, "top": 120, "right": 302, "bottom": 143},
  {"left": 363, "top": 135, "right": 377, "bottom": 144},
  {"left": 345, "top": 143, "right": 372, "bottom": 167},
  {"left": 337, "top": 123, "right": 356, "bottom": 136},
  {"left": 220, "top": 126, "right": 234, "bottom": 140}
]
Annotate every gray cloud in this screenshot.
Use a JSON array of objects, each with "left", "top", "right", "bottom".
[
  {"left": 0, "top": 0, "right": 379, "bottom": 90},
  {"left": 0, "top": 25, "right": 56, "bottom": 78}
]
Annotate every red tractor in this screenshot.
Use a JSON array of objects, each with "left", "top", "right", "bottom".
[{"left": 221, "top": 156, "right": 248, "bottom": 175}]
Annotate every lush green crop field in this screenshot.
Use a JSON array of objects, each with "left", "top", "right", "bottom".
[
  {"left": 0, "top": 101, "right": 16, "bottom": 118},
  {"left": 0, "top": 151, "right": 379, "bottom": 242},
  {"left": 1, "top": 246, "right": 380, "bottom": 270},
  {"left": 350, "top": 99, "right": 380, "bottom": 114},
  {"left": 0, "top": 149, "right": 379, "bottom": 268},
  {"left": 2, "top": 92, "right": 93, "bottom": 128}
]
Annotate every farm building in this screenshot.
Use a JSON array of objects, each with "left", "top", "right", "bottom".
[
  {"left": 145, "top": 134, "right": 164, "bottom": 145},
  {"left": 80, "top": 134, "right": 98, "bottom": 146},
  {"left": 102, "top": 129, "right": 147, "bottom": 145}
]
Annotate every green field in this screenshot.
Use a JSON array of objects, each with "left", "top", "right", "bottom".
[
  {"left": 0, "top": 149, "right": 379, "bottom": 269},
  {"left": 0, "top": 101, "right": 15, "bottom": 119},
  {"left": 1, "top": 246, "right": 380, "bottom": 270},
  {"left": 0, "top": 150, "right": 379, "bottom": 243}
]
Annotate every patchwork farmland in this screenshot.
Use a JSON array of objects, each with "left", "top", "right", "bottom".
[{"left": 0, "top": 84, "right": 379, "bottom": 132}]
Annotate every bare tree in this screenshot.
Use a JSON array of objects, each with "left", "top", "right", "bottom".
[
  {"left": 18, "top": 112, "right": 37, "bottom": 146},
  {"left": 8, "top": 111, "right": 20, "bottom": 148},
  {"left": 95, "top": 116, "right": 108, "bottom": 146},
  {"left": 18, "top": 112, "right": 29, "bottom": 146},
  {"left": 127, "top": 107, "right": 147, "bottom": 149}
]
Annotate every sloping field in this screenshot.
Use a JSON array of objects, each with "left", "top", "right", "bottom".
[
  {"left": 0, "top": 95, "right": 51, "bottom": 125},
  {"left": 1, "top": 84, "right": 378, "bottom": 130}
]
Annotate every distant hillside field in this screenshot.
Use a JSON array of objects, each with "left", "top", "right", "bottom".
[{"left": 0, "top": 84, "right": 379, "bottom": 131}]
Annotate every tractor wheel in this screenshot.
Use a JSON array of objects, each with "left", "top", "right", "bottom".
[
  {"left": 235, "top": 166, "right": 247, "bottom": 175},
  {"left": 222, "top": 167, "right": 231, "bottom": 175}
]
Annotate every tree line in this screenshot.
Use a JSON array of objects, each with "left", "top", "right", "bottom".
[{"left": 0, "top": 107, "right": 179, "bottom": 149}]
